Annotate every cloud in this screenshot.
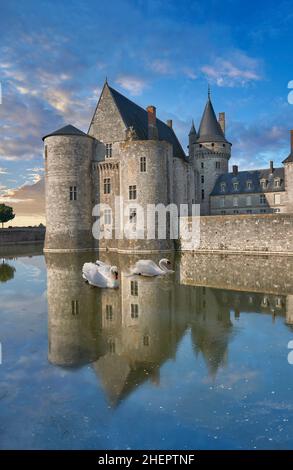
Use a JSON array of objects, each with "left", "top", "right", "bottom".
[
  {"left": 201, "top": 52, "right": 262, "bottom": 87},
  {"left": 150, "top": 59, "right": 172, "bottom": 75},
  {"left": 115, "top": 75, "right": 148, "bottom": 95},
  {"left": 0, "top": 167, "right": 8, "bottom": 174}
]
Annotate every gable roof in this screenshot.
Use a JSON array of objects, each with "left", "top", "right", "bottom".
[
  {"left": 197, "top": 98, "right": 229, "bottom": 144},
  {"left": 42, "top": 124, "right": 91, "bottom": 141},
  {"left": 94, "top": 83, "right": 186, "bottom": 159},
  {"left": 211, "top": 167, "right": 285, "bottom": 196}
]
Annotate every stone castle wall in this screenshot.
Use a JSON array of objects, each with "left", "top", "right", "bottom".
[
  {"left": 180, "top": 213, "right": 293, "bottom": 254},
  {"left": 0, "top": 227, "right": 45, "bottom": 246}
]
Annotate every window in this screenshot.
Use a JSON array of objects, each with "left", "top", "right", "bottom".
[
  {"left": 274, "top": 208, "right": 280, "bottom": 213},
  {"left": 246, "top": 196, "right": 252, "bottom": 206},
  {"left": 106, "top": 305, "right": 113, "bottom": 321},
  {"left": 104, "top": 209, "right": 112, "bottom": 225},
  {"left": 274, "top": 178, "right": 281, "bottom": 188},
  {"left": 103, "top": 178, "right": 111, "bottom": 194},
  {"left": 108, "top": 339, "right": 115, "bottom": 354},
  {"left": 260, "top": 179, "right": 267, "bottom": 190},
  {"left": 70, "top": 186, "right": 77, "bottom": 201},
  {"left": 71, "top": 300, "right": 79, "bottom": 316},
  {"left": 201, "top": 189, "right": 205, "bottom": 200},
  {"left": 105, "top": 143, "right": 112, "bottom": 158},
  {"left": 221, "top": 210, "right": 226, "bottom": 215},
  {"left": 233, "top": 182, "right": 239, "bottom": 191},
  {"left": 233, "top": 209, "right": 239, "bottom": 214},
  {"left": 130, "top": 280, "right": 138, "bottom": 296},
  {"left": 215, "top": 161, "right": 221, "bottom": 169},
  {"left": 201, "top": 161, "right": 204, "bottom": 169},
  {"left": 260, "top": 209, "right": 266, "bottom": 213},
  {"left": 220, "top": 182, "right": 226, "bottom": 193},
  {"left": 246, "top": 180, "right": 252, "bottom": 190},
  {"left": 212, "top": 143, "right": 215, "bottom": 147},
  {"left": 274, "top": 193, "right": 281, "bottom": 205},
  {"left": 129, "top": 185, "right": 137, "bottom": 200},
  {"left": 260, "top": 194, "right": 266, "bottom": 205},
  {"left": 220, "top": 197, "right": 225, "bottom": 208},
  {"left": 140, "top": 156, "right": 146, "bottom": 172},
  {"left": 131, "top": 303, "right": 139, "bottom": 319},
  {"left": 201, "top": 175, "right": 204, "bottom": 184},
  {"left": 129, "top": 208, "right": 137, "bottom": 223},
  {"left": 233, "top": 197, "right": 238, "bottom": 207},
  {"left": 246, "top": 209, "right": 252, "bottom": 214},
  {"left": 143, "top": 335, "right": 150, "bottom": 346}
]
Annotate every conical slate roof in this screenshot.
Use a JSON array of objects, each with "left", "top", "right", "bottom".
[
  {"left": 197, "top": 98, "right": 228, "bottom": 144},
  {"left": 283, "top": 153, "right": 293, "bottom": 164},
  {"left": 42, "top": 124, "right": 91, "bottom": 141},
  {"left": 189, "top": 120, "right": 197, "bottom": 135}
]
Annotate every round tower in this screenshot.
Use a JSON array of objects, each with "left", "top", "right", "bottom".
[
  {"left": 43, "top": 125, "right": 95, "bottom": 251},
  {"left": 193, "top": 94, "right": 231, "bottom": 215},
  {"left": 283, "top": 130, "right": 293, "bottom": 213}
]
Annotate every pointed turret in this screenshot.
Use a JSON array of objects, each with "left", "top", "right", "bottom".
[
  {"left": 189, "top": 119, "right": 197, "bottom": 150},
  {"left": 197, "top": 94, "right": 228, "bottom": 144}
]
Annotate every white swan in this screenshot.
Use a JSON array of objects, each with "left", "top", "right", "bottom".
[
  {"left": 130, "top": 258, "right": 174, "bottom": 277},
  {"left": 82, "top": 262, "right": 119, "bottom": 288}
]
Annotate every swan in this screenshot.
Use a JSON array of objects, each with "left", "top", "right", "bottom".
[
  {"left": 130, "top": 258, "right": 174, "bottom": 277},
  {"left": 82, "top": 262, "right": 119, "bottom": 288}
]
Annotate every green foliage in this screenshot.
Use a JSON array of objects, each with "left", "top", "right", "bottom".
[
  {"left": 0, "top": 261, "right": 15, "bottom": 283},
  {"left": 0, "top": 204, "right": 15, "bottom": 228}
]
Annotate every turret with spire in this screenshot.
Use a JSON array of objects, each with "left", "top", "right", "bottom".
[{"left": 190, "top": 87, "right": 231, "bottom": 215}]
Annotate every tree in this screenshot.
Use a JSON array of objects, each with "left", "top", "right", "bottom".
[
  {"left": 0, "top": 261, "right": 15, "bottom": 283},
  {"left": 0, "top": 204, "right": 15, "bottom": 228}
]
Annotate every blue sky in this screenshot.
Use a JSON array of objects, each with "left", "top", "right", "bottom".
[{"left": 0, "top": 0, "right": 293, "bottom": 223}]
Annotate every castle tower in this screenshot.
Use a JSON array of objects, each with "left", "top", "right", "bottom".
[
  {"left": 193, "top": 92, "right": 231, "bottom": 215},
  {"left": 43, "top": 125, "right": 95, "bottom": 252},
  {"left": 283, "top": 130, "right": 293, "bottom": 213},
  {"left": 188, "top": 120, "right": 197, "bottom": 157}
]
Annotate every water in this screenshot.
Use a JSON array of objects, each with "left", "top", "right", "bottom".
[{"left": 0, "top": 247, "right": 293, "bottom": 450}]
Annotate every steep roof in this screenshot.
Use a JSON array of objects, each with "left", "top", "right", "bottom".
[
  {"left": 197, "top": 98, "right": 229, "bottom": 144},
  {"left": 283, "top": 153, "right": 293, "bottom": 164},
  {"left": 189, "top": 120, "right": 197, "bottom": 136},
  {"left": 107, "top": 84, "right": 186, "bottom": 159},
  {"left": 42, "top": 124, "right": 91, "bottom": 141},
  {"left": 211, "top": 167, "right": 285, "bottom": 196}
]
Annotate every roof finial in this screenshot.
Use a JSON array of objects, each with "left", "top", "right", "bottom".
[
  {"left": 208, "top": 83, "right": 211, "bottom": 100},
  {"left": 105, "top": 76, "right": 108, "bottom": 84}
]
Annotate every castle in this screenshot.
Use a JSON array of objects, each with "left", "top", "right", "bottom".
[{"left": 43, "top": 80, "right": 293, "bottom": 252}]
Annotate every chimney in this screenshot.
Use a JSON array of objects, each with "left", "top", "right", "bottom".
[
  {"left": 147, "top": 105, "right": 158, "bottom": 140},
  {"left": 218, "top": 112, "right": 225, "bottom": 134},
  {"left": 232, "top": 165, "right": 238, "bottom": 175},
  {"left": 166, "top": 119, "right": 173, "bottom": 129},
  {"left": 270, "top": 160, "right": 274, "bottom": 173}
]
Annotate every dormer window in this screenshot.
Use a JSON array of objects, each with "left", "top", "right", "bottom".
[
  {"left": 246, "top": 180, "right": 253, "bottom": 190},
  {"left": 260, "top": 179, "right": 267, "bottom": 190},
  {"left": 220, "top": 182, "right": 226, "bottom": 193},
  {"left": 274, "top": 178, "right": 281, "bottom": 188},
  {"left": 233, "top": 181, "right": 239, "bottom": 191}
]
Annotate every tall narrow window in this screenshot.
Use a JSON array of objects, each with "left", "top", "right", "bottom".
[
  {"left": 220, "top": 182, "right": 226, "bottom": 193},
  {"left": 71, "top": 300, "right": 79, "bottom": 316},
  {"left": 201, "top": 175, "right": 204, "bottom": 184},
  {"left": 108, "top": 339, "right": 115, "bottom": 354},
  {"left": 274, "top": 179, "right": 280, "bottom": 188},
  {"left": 246, "top": 181, "right": 252, "bottom": 190},
  {"left": 131, "top": 303, "right": 139, "bottom": 319},
  {"left": 233, "top": 197, "right": 238, "bottom": 207},
  {"left": 143, "top": 335, "right": 150, "bottom": 346},
  {"left": 274, "top": 193, "right": 281, "bottom": 205},
  {"left": 104, "top": 209, "right": 112, "bottom": 225},
  {"left": 233, "top": 182, "right": 239, "bottom": 191},
  {"left": 260, "top": 194, "right": 266, "bottom": 205},
  {"left": 129, "top": 208, "right": 137, "bottom": 223},
  {"left": 106, "top": 305, "right": 113, "bottom": 321},
  {"left": 201, "top": 162, "right": 204, "bottom": 169},
  {"left": 130, "top": 280, "right": 138, "bottom": 296},
  {"left": 215, "top": 161, "right": 221, "bottom": 169},
  {"left": 105, "top": 143, "right": 112, "bottom": 158},
  {"left": 70, "top": 186, "right": 77, "bottom": 201},
  {"left": 220, "top": 197, "right": 225, "bottom": 208},
  {"left": 103, "top": 178, "right": 111, "bottom": 194},
  {"left": 129, "top": 185, "right": 137, "bottom": 200},
  {"left": 201, "top": 189, "right": 205, "bottom": 200},
  {"left": 140, "top": 156, "right": 146, "bottom": 172},
  {"left": 246, "top": 196, "right": 252, "bottom": 206}
]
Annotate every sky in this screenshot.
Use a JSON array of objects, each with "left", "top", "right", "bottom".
[{"left": 0, "top": 0, "right": 293, "bottom": 225}]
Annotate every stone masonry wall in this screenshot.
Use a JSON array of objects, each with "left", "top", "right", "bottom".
[
  {"left": 180, "top": 213, "right": 293, "bottom": 254},
  {"left": 0, "top": 227, "right": 45, "bottom": 246}
]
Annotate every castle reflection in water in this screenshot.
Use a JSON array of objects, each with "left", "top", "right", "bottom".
[{"left": 45, "top": 252, "right": 293, "bottom": 406}]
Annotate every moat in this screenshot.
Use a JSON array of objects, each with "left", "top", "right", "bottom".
[{"left": 1, "top": 247, "right": 293, "bottom": 450}]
